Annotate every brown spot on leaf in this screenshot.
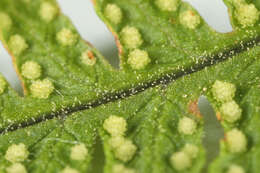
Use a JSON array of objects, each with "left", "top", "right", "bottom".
[
  {"left": 216, "top": 112, "right": 222, "bottom": 121},
  {"left": 115, "top": 37, "right": 123, "bottom": 55},
  {"left": 190, "top": 11, "right": 195, "bottom": 16},
  {"left": 188, "top": 100, "right": 202, "bottom": 118},
  {"left": 101, "top": 25, "right": 123, "bottom": 56},
  {"left": 91, "top": 0, "right": 96, "bottom": 5},
  {"left": 87, "top": 51, "right": 95, "bottom": 60},
  {"left": 110, "top": 28, "right": 123, "bottom": 55}
]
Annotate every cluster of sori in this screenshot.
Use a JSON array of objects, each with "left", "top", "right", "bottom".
[
  {"left": 103, "top": 115, "right": 137, "bottom": 173},
  {"left": 168, "top": 112, "right": 199, "bottom": 170},
  {"left": 4, "top": 143, "right": 29, "bottom": 173},
  {"left": 3, "top": 141, "right": 88, "bottom": 173},
  {"left": 212, "top": 80, "right": 247, "bottom": 173},
  {"left": 104, "top": 3, "right": 150, "bottom": 70}
]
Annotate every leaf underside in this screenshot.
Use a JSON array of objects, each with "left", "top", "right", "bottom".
[{"left": 0, "top": 0, "right": 260, "bottom": 173}]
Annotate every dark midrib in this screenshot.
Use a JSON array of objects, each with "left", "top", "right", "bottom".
[{"left": 1, "top": 36, "right": 260, "bottom": 134}]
